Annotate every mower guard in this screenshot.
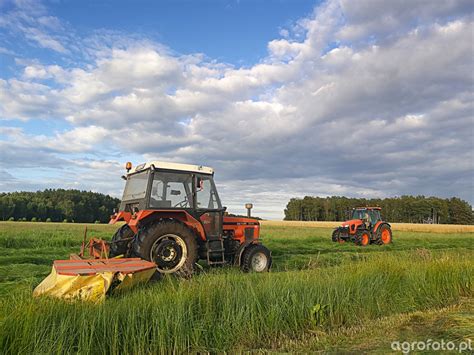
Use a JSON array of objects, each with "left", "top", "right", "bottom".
[
  {"left": 33, "top": 232, "right": 156, "bottom": 302},
  {"left": 33, "top": 258, "right": 156, "bottom": 302}
]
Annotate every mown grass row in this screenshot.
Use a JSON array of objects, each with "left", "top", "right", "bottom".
[
  {"left": 1, "top": 252, "right": 472, "bottom": 354},
  {"left": 261, "top": 220, "right": 474, "bottom": 233}
]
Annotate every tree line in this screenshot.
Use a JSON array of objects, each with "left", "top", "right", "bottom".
[
  {"left": 284, "top": 196, "right": 473, "bottom": 225},
  {"left": 0, "top": 189, "right": 120, "bottom": 223}
]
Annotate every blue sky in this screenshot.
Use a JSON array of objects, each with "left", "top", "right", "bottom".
[
  {"left": 1, "top": 0, "right": 318, "bottom": 76},
  {"left": 0, "top": 0, "right": 473, "bottom": 218},
  {"left": 49, "top": 0, "right": 318, "bottom": 65}
]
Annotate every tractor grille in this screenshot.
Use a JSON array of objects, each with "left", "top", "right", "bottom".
[{"left": 244, "top": 227, "right": 254, "bottom": 240}]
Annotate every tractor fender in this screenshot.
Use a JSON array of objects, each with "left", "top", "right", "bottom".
[
  {"left": 233, "top": 241, "right": 259, "bottom": 266},
  {"left": 109, "top": 211, "right": 132, "bottom": 224},
  {"left": 127, "top": 209, "right": 207, "bottom": 241},
  {"left": 373, "top": 221, "right": 391, "bottom": 234}
]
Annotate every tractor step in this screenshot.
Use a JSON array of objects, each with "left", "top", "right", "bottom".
[
  {"left": 207, "top": 260, "right": 226, "bottom": 265},
  {"left": 206, "top": 239, "right": 226, "bottom": 265}
]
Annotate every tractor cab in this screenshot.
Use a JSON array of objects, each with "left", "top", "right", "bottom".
[
  {"left": 120, "top": 162, "right": 220, "bottom": 211},
  {"left": 119, "top": 162, "right": 224, "bottom": 240},
  {"left": 351, "top": 207, "right": 382, "bottom": 227}
]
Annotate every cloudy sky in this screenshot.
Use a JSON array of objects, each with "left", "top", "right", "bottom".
[{"left": 0, "top": 0, "right": 473, "bottom": 219}]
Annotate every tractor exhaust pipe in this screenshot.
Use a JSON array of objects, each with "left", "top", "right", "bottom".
[{"left": 245, "top": 203, "right": 253, "bottom": 218}]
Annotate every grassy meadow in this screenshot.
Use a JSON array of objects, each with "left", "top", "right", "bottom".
[{"left": 0, "top": 221, "right": 473, "bottom": 353}]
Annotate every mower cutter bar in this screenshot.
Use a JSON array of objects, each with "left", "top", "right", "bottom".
[{"left": 53, "top": 258, "right": 156, "bottom": 276}]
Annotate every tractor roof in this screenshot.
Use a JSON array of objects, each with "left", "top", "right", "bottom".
[
  {"left": 354, "top": 206, "right": 382, "bottom": 210},
  {"left": 132, "top": 161, "right": 214, "bottom": 175}
]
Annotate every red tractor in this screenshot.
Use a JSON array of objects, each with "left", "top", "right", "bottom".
[
  {"left": 108, "top": 161, "right": 272, "bottom": 276},
  {"left": 331, "top": 207, "right": 392, "bottom": 246}
]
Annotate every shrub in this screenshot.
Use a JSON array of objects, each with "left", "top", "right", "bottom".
[
  {"left": 62, "top": 219, "right": 68, "bottom": 223},
  {"left": 31, "top": 217, "right": 37, "bottom": 222},
  {"left": 8, "top": 217, "right": 14, "bottom": 221},
  {"left": 45, "top": 218, "right": 51, "bottom": 223},
  {"left": 94, "top": 220, "right": 101, "bottom": 224}
]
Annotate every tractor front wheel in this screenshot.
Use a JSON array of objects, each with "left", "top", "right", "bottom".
[
  {"left": 109, "top": 224, "right": 135, "bottom": 257},
  {"left": 354, "top": 230, "right": 370, "bottom": 246},
  {"left": 132, "top": 221, "right": 198, "bottom": 277},
  {"left": 375, "top": 225, "right": 392, "bottom": 245},
  {"left": 332, "top": 229, "right": 345, "bottom": 243},
  {"left": 241, "top": 244, "right": 272, "bottom": 272}
]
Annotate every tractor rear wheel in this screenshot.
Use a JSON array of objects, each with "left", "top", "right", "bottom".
[
  {"left": 109, "top": 224, "right": 134, "bottom": 257},
  {"left": 241, "top": 244, "right": 272, "bottom": 272},
  {"left": 375, "top": 225, "right": 392, "bottom": 245},
  {"left": 354, "top": 230, "right": 370, "bottom": 246},
  {"left": 132, "top": 220, "right": 198, "bottom": 277}
]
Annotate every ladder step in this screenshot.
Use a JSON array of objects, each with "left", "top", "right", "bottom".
[
  {"left": 206, "top": 239, "right": 225, "bottom": 265},
  {"left": 208, "top": 260, "right": 226, "bottom": 265}
]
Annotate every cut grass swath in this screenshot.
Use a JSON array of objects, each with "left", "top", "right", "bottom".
[
  {"left": 261, "top": 220, "right": 474, "bottom": 233},
  {"left": 0, "top": 252, "right": 472, "bottom": 353}
]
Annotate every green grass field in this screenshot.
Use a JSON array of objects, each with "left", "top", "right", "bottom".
[{"left": 0, "top": 222, "right": 473, "bottom": 353}]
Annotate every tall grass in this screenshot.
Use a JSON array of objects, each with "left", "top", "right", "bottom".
[
  {"left": 0, "top": 222, "right": 472, "bottom": 352},
  {"left": 1, "top": 253, "right": 472, "bottom": 354}
]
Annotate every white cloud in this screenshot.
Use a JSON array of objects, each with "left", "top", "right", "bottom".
[
  {"left": 337, "top": 0, "right": 473, "bottom": 41},
  {"left": 1, "top": 0, "right": 473, "bottom": 218},
  {"left": 0, "top": 0, "right": 71, "bottom": 53},
  {"left": 21, "top": 26, "right": 68, "bottom": 53}
]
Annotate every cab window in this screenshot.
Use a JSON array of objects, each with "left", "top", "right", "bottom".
[
  {"left": 122, "top": 171, "right": 149, "bottom": 201},
  {"left": 369, "top": 210, "right": 381, "bottom": 224},
  {"left": 150, "top": 172, "right": 193, "bottom": 208},
  {"left": 196, "top": 175, "right": 222, "bottom": 209}
]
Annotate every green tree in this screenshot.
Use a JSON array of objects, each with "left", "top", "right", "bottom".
[
  {"left": 0, "top": 190, "right": 120, "bottom": 223},
  {"left": 284, "top": 195, "right": 472, "bottom": 225}
]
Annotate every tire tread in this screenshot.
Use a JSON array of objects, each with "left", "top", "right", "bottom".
[{"left": 132, "top": 220, "right": 198, "bottom": 277}]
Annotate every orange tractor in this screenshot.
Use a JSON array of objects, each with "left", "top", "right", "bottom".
[
  {"left": 331, "top": 207, "right": 392, "bottom": 246},
  {"left": 109, "top": 161, "right": 272, "bottom": 275},
  {"left": 34, "top": 161, "right": 272, "bottom": 301}
]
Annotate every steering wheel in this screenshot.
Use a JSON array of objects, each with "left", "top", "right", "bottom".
[{"left": 173, "top": 196, "right": 189, "bottom": 208}]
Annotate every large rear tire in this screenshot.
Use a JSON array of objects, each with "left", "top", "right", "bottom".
[
  {"left": 240, "top": 244, "right": 272, "bottom": 272},
  {"left": 375, "top": 225, "right": 392, "bottom": 245},
  {"left": 132, "top": 220, "right": 198, "bottom": 277},
  {"left": 109, "top": 224, "right": 135, "bottom": 257}
]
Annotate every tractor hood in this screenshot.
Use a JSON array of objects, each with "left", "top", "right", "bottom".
[{"left": 341, "top": 219, "right": 363, "bottom": 227}]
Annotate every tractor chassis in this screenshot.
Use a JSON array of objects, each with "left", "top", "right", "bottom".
[{"left": 332, "top": 226, "right": 373, "bottom": 244}]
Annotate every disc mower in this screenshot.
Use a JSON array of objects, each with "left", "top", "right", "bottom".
[
  {"left": 331, "top": 207, "right": 392, "bottom": 246},
  {"left": 34, "top": 161, "right": 272, "bottom": 301}
]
